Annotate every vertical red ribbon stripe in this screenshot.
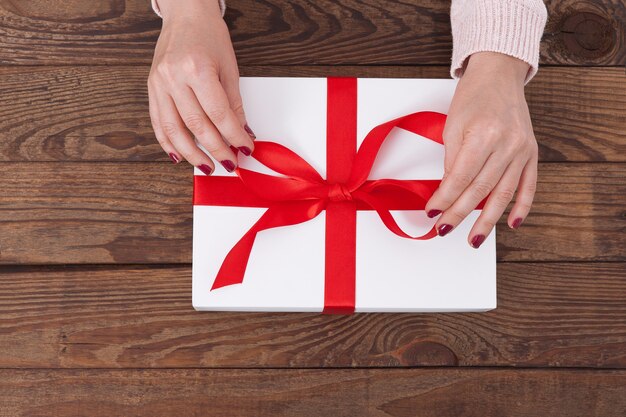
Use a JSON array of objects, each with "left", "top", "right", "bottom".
[{"left": 323, "top": 77, "right": 358, "bottom": 314}]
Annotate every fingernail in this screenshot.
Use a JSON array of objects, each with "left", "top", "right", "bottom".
[
  {"left": 427, "top": 209, "right": 442, "bottom": 218},
  {"left": 438, "top": 224, "right": 453, "bottom": 237},
  {"left": 470, "top": 234, "right": 486, "bottom": 249},
  {"left": 168, "top": 153, "right": 180, "bottom": 164},
  {"left": 221, "top": 159, "right": 236, "bottom": 172},
  {"left": 244, "top": 124, "right": 256, "bottom": 139},
  {"left": 198, "top": 164, "right": 213, "bottom": 176},
  {"left": 512, "top": 217, "right": 524, "bottom": 229},
  {"left": 238, "top": 146, "right": 252, "bottom": 156}
]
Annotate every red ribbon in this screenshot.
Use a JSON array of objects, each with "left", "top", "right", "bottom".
[{"left": 193, "top": 77, "right": 484, "bottom": 314}]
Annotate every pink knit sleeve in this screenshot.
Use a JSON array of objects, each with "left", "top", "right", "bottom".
[
  {"left": 151, "top": 0, "right": 226, "bottom": 18},
  {"left": 450, "top": 0, "right": 548, "bottom": 84}
]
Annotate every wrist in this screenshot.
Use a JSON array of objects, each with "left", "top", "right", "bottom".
[
  {"left": 157, "top": 0, "right": 222, "bottom": 23},
  {"left": 464, "top": 52, "right": 529, "bottom": 85}
]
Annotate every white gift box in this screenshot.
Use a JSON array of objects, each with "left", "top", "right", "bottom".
[{"left": 192, "top": 77, "right": 496, "bottom": 313}]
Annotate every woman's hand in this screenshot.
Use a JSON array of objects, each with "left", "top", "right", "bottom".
[
  {"left": 425, "top": 52, "right": 538, "bottom": 248},
  {"left": 148, "top": 0, "right": 255, "bottom": 175}
]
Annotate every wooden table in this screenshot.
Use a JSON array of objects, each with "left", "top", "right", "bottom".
[{"left": 0, "top": 1, "right": 624, "bottom": 415}]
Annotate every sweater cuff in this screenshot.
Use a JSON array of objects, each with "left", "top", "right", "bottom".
[
  {"left": 151, "top": 0, "right": 226, "bottom": 18},
  {"left": 450, "top": 0, "right": 548, "bottom": 84}
]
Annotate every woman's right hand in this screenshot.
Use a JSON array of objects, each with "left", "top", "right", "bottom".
[{"left": 148, "top": 0, "right": 255, "bottom": 175}]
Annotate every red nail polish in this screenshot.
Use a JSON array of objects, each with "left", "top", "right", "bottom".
[
  {"left": 438, "top": 224, "right": 453, "bottom": 237},
  {"left": 427, "top": 209, "right": 442, "bottom": 218},
  {"left": 238, "top": 146, "right": 252, "bottom": 156},
  {"left": 512, "top": 217, "right": 523, "bottom": 229},
  {"left": 470, "top": 234, "right": 486, "bottom": 248},
  {"left": 244, "top": 124, "right": 256, "bottom": 138},
  {"left": 198, "top": 164, "right": 213, "bottom": 176},
  {"left": 168, "top": 153, "right": 180, "bottom": 164},
  {"left": 221, "top": 160, "right": 236, "bottom": 172}
]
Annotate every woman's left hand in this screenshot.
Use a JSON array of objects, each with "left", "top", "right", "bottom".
[{"left": 424, "top": 51, "right": 538, "bottom": 248}]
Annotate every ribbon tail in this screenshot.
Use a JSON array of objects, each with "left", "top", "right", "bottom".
[{"left": 212, "top": 200, "right": 326, "bottom": 290}]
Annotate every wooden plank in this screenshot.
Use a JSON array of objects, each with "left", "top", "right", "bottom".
[
  {"left": 542, "top": 0, "right": 626, "bottom": 66},
  {"left": 0, "top": 162, "right": 623, "bottom": 265},
  {"left": 0, "top": 66, "right": 624, "bottom": 162},
  {"left": 0, "top": 368, "right": 624, "bottom": 416},
  {"left": 0, "top": 0, "right": 161, "bottom": 65},
  {"left": 0, "top": 263, "right": 624, "bottom": 368},
  {"left": 0, "top": 1, "right": 623, "bottom": 66}
]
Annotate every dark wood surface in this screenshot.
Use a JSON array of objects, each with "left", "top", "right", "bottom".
[
  {"left": 0, "top": 0, "right": 624, "bottom": 66},
  {"left": 0, "top": 66, "right": 624, "bottom": 162},
  {"left": 1, "top": 263, "right": 624, "bottom": 368},
  {"left": 0, "top": 162, "right": 624, "bottom": 264},
  {"left": 1, "top": 369, "right": 625, "bottom": 417},
  {"left": 0, "top": 0, "right": 624, "bottom": 415}
]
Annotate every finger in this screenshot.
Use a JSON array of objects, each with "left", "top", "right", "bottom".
[
  {"left": 508, "top": 154, "right": 538, "bottom": 229},
  {"left": 467, "top": 159, "right": 525, "bottom": 248},
  {"left": 429, "top": 125, "right": 462, "bottom": 218},
  {"left": 442, "top": 125, "right": 463, "bottom": 178},
  {"left": 435, "top": 152, "right": 509, "bottom": 237},
  {"left": 171, "top": 86, "right": 237, "bottom": 172},
  {"left": 220, "top": 65, "right": 256, "bottom": 143},
  {"left": 156, "top": 91, "right": 215, "bottom": 176},
  {"left": 148, "top": 83, "right": 180, "bottom": 164},
  {"left": 190, "top": 74, "right": 255, "bottom": 156},
  {"left": 425, "top": 135, "right": 491, "bottom": 218}
]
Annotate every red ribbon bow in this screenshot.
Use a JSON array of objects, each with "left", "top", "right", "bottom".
[{"left": 193, "top": 77, "right": 482, "bottom": 314}]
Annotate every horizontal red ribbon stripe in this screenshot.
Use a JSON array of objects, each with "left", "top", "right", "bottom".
[{"left": 194, "top": 176, "right": 450, "bottom": 211}]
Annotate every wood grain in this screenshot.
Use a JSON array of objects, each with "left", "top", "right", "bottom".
[
  {"left": 0, "top": 263, "right": 624, "bottom": 368},
  {"left": 1, "top": 0, "right": 624, "bottom": 412},
  {"left": 0, "top": 66, "right": 624, "bottom": 162},
  {"left": 0, "top": 162, "right": 624, "bottom": 265},
  {"left": 0, "top": 0, "right": 623, "bottom": 66},
  {"left": 542, "top": 0, "right": 626, "bottom": 66},
  {"left": 0, "top": 368, "right": 624, "bottom": 417},
  {"left": 0, "top": 0, "right": 161, "bottom": 65}
]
